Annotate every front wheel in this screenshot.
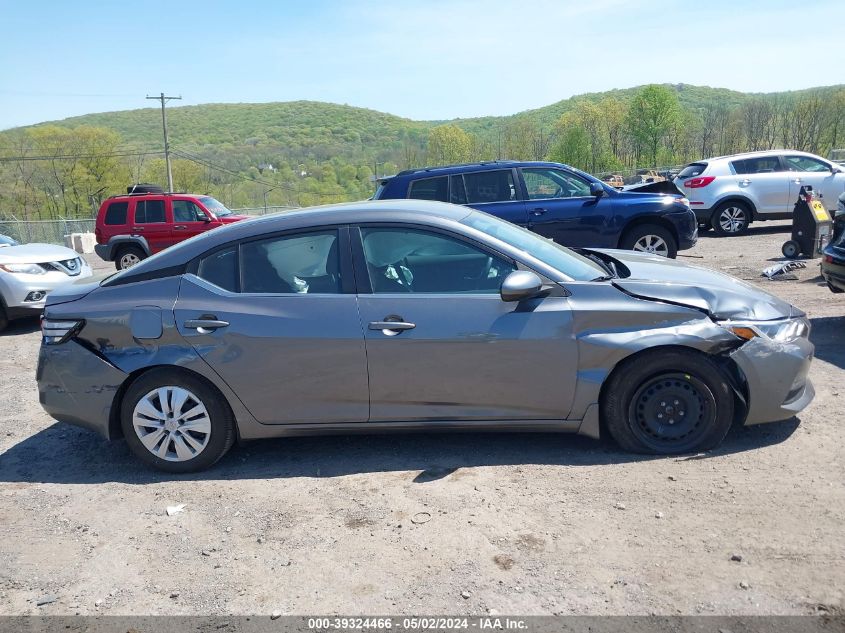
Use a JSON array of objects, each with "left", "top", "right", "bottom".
[
  {"left": 619, "top": 224, "right": 678, "bottom": 258},
  {"left": 0, "top": 304, "right": 8, "bottom": 333},
  {"left": 121, "top": 368, "right": 235, "bottom": 472},
  {"left": 602, "top": 349, "right": 734, "bottom": 454}
]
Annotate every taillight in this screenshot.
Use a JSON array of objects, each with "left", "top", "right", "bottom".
[
  {"left": 41, "top": 317, "right": 84, "bottom": 345},
  {"left": 824, "top": 255, "right": 834, "bottom": 264},
  {"left": 683, "top": 176, "right": 716, "bottom": 188}
]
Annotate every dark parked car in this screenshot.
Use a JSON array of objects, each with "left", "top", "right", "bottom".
[
  {"left": 38, "top": 200, "right": 813, "bottom": 472},
  {"left": 374, "top": 161, "right": 697, "bottom": 258},
  {"left": 821, "top": 197, "right": 845, "bottom": 292}
]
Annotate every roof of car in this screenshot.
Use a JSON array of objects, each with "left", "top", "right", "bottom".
[
  {"left": 703, "top": 149, "right": 820, "bottom": 163},
  {"left": 382, "top": 160, "right": 577, "bottom": 180}
]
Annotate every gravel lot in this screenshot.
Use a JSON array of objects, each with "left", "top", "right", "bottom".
[{"left": 0, "top": 221, "right": 843, "bottom": 616}]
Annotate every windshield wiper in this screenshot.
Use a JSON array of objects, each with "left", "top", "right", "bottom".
[{"left": 591, "top": 275, "right": 615, "bottom": 282}]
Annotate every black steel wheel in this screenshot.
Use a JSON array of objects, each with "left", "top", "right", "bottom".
[{"left": 602, "top": 348, "right": 734, "bottom": 454}]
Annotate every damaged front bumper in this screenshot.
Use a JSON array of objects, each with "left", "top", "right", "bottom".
[
  {"left": 36, "top": 340, "right": 127, "bottom": 439},
  {"left": 730, "top": 335, "right": 815, "bottom": 425}
]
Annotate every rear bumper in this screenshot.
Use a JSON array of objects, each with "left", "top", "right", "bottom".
[
  {"left": 730, "top": 336, "right": 815, "bottom": 425},
  {"left": 37, "top": 340, "right": 127, "bottom": 439}
]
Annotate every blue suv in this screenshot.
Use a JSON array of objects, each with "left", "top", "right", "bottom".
[{"left": 374, "top": 161, "right": 697, "bottom": 258}]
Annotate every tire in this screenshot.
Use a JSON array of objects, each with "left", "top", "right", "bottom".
[
  {"left": 698, "top": 223, "right": 712, "bottom": 233},
  {"left": 602, "top": 348, "right": 734, "bottom": 455},
  {"left": 782, "top": 240, "right": 800, "bottom": 259},
  {"left": 711, "top": 201, "right": 751, "bottom": 236},
  {"left": 115, "top": 245, "right": 146, "bottom": 271},
  {"left": 619, "top": 224, "right": 678, "bottom": 258},
  {"left": 0, "top": 304, "right": 8, "bottom": 333},
  {"left": 121, "top": 368, "right": 236, "bottom": 473},
  {"left": 828, "top": 282, "right": 845, "bottom": 294}
]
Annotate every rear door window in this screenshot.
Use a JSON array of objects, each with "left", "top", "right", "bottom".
[
  {"left": 463, "top": 170, "right": 517, "bottom": 204},
  {"left": 241, "top": 230, "right": 341, "bottom": 294},
  {"left": 104, "top": 201, "right": 128, "bottom": 225},
  {"left": 407, "top": 177, "right": 448, "bottom": 202},
  {"left": 736, "top": 156, "right": 783, "bottom": 174},
  {"left": 134, "top": 199, "right": 166, "bottom": 223}
]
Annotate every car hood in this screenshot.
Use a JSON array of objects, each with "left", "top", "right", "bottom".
[
  {"left": 594, "top": 249, "right": 799, "bottom": 321},
  {"left": 220, "top": 214, "right": 250, "bottom": 223},
  {"left": 0, "top": 243, "right": 81, "bottom": 264}
]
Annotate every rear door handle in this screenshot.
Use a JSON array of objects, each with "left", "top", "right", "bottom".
[
  {"left": 173, "top": 225, "right": 187, "bottom": 230},
  {"left": 369, "top": 320, "right": 415, "bottom": 336},
  {"left": 184, "top": 318, "right": 230, "bottom": 334},
  {"left": 739, "top": 179, "right": 751, "bottom": 186},
  {"left": 131, "top": 226, "right": 145, "bottom": 231},
  {"left": 792, "top": 178, "right": 802, "bottom": 184},
  {"left": 531, "top": 208, "right": 548, "bottom": 216}
]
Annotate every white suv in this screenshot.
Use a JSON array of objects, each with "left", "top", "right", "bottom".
[{"left": 674, "top": 150, "right": 845, "bottom": 235}]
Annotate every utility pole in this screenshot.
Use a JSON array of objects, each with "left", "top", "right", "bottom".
[{"left": 146, "top": 92, "right": 182, "bottom": 192}]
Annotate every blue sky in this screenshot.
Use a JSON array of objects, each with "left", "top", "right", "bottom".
[{"left": 0, "top": 0, "right": 843, "bottom": 130}]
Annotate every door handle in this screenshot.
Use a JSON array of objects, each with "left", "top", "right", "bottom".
[
  {"left": 531, "top": 208, "right": 548, "bottom": 216},
  {"left": 792, "top": 178, "right": 802, "bottom": 184},
  {"left": 369, "top": 319, "right": 415, "bottom": 336},
  {"left": 173, "top": 225, "right": 187, "bottom": 230},
  {"left": 739, "top": 179, "right": 751, "bottom": 186},
  {"left": 184, "top": 318, "right": 230, "bottom": 334},
  {"left": 131, "top": 226, "right": 145, "bottom": 231}
]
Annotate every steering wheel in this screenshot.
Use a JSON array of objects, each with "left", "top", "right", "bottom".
[{"left": 473, "top": 256, "right": 494, "bottom": 288}]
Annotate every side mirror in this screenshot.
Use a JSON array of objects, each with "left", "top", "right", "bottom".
[
  {"left": 589, "top": 181, "right": 605, "bottom": 198},
  {"left": 500, "top": 270, "right": 544, "bottom": 302}
]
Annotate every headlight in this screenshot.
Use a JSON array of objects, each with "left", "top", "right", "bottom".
[
  {"left": 0, "top": 262, "right": 47, "bottom": 275},
  {"left": 719, "top": 317, "right": 811, "bottom": 342}
]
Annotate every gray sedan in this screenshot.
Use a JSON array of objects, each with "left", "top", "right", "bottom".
[{"left": 37, "top": 200, "right": 814, "bottom": 472}]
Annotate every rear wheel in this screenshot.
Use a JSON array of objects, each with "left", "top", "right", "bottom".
[
  {"left": 602, "top": 349, "right": 734, "bottom": 454},
  {"left": 712, "top": 201, "right": 750, "bottom": 236},
  {"left": 620, "top": 224, "right": 678, "bottom": 258},
  {"left": 0, "top": 304, "right": 8, "bottom": 333},
  {"left": 115, "top": 245, "right": 146, "bottom": 270},
  {"left": 121, "top": 368, "right": 235, "bottom": 472}
]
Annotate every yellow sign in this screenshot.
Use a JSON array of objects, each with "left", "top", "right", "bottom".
[{"left": 811, "top": 200, "right": 830, "bottom": 222}]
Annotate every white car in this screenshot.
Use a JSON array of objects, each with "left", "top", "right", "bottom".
[
  {"left": 0, "top": 236, "right": 93, "bottom": 331},
  {"left": 674, "top": 150, "right": 845, "bottom": 235}
]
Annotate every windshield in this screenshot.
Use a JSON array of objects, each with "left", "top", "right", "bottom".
[
  {"left": 0, "top": 234, "right": 19, "bottom": 247},
  {"left": 199, "top": 196, "right": 232, "bottom": 217},
  {"left": 460, "top": 212, "right": 606, "bottom": 281}
]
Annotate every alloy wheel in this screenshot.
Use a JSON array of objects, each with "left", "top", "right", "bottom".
[
  {"left": 718, "top": 206, "right": 747, "bottom": 233},
  {"left": 132, "top": 386, "right": 212, "bottom": 462},
  {"left": 632, "top": 234, "right": 669, "bottom": 257},
  {"left": 119, "top": 252, "right": 141, "bottom": 269}
]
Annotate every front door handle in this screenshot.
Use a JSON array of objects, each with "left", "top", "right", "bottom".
[
  {"left": 369, "top": 318, "right": 415, "bottom": 336},
  {"left": 173, "top": 225, "right": 187, "bottom": 230},
  {"left": 531, "top": 208, "right": 548, "bottom": 216},
  {"left": 792, "top": 178, "right": 802, "bottom": 184},
  {"left": 739, "top": 179, "right": 751, "bottom": 186},
  {"left": 131, "top": 226, "right": 145, "bottom": 231},
  {"left": 184, "top": 318, "right": 230, "bottom": 334}
]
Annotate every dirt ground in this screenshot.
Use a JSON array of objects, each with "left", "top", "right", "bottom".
[{"left": 0, "top": 220, "right": 842, "bottom": 617}]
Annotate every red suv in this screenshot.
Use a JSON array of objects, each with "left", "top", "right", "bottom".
[{"left": 94, "top": 187, "right": 249, "bottom": 269}]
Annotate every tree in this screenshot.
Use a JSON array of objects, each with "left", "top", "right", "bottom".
[
  {"left": 426, "top": 125, "right": 473, "bottom": 165},
  {"left": 626, "top": 85, "right": 681, "bottom": 168}
]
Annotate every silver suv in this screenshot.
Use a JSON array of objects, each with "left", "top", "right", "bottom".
[{"left": 674, "top": 150, "right": 845, "bottom": 235}]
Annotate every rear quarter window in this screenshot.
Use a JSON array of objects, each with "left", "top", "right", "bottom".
[
  {"left": 407, "top": 177, "right": 448, "bottom": 202},
  {"left": 103, "top": 201, "right": 128, "bottom": 225}
]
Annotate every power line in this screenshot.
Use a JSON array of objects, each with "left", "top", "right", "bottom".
[{"left": 0, "top": 150, "right": 163, "bottom": 162}]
